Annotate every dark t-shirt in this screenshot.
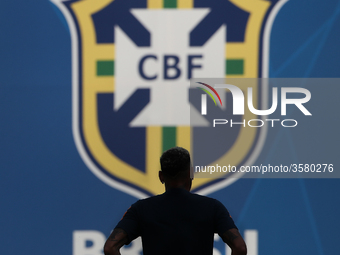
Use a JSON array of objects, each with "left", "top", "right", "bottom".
[{"left": 115, "top": 188, "right": 237, "bottom": 255}]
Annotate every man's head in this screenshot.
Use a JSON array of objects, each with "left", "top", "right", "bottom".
[{"left": 159, "top": 147, "right": 192, "bottom": 191}]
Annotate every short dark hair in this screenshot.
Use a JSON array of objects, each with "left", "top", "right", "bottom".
[{"left": 160, "top": 147, "right": 191, "bottom": 178}]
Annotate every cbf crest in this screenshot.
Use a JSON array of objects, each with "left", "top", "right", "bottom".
[{"left": 53, "top": 0, "right": 286, "bottom": 198}]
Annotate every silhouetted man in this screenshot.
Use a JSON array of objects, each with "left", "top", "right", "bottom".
[{"left": 104, "top": 147, "right": 247, "bottom": 255}]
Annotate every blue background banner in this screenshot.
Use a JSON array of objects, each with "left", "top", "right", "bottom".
[{"left": 0, "top": 1, "right": 339, "bottom": 254}]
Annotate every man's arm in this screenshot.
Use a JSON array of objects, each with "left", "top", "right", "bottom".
[
  {"left": 221, "top": 228, "right": 247, "bottom": 255},
  {"left": 104, "top": 228, "right": 128, "bottom": 255}
]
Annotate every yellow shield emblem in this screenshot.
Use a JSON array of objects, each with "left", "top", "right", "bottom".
[{"left": 53, "top": 0, "right": 286, "bottom": 197}]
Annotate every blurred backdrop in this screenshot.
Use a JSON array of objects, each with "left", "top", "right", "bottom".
[{"left": 0, "top": 0, "right": 339, "bottom": 254}]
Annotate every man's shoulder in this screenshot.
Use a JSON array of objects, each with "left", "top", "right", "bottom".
[
  {"left": 188, "top": 192, "right": 222, "bottom": 204},
  {"left": 149, "top": 190, "right": 221, "bottom": 204},
  {"left": 132, "top": 193, "right": 165, "bottom": 206},
  {"left": 133, "top": 190, "right": 222, "bottom": 207}
]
